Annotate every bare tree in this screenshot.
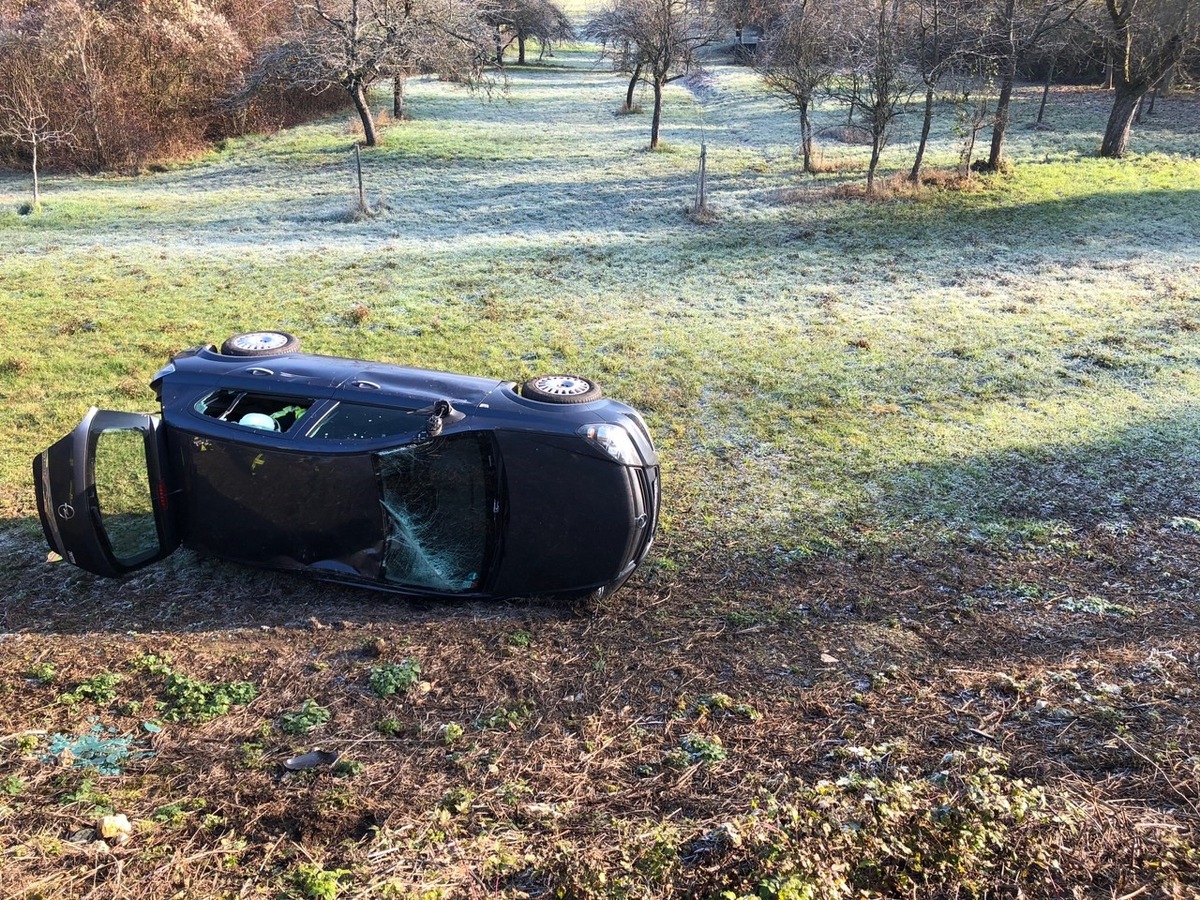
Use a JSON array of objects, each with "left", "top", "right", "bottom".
[
  {"left": 386, "top": 0, "right": 495, "bottom": 120},
  {"left": 832, "top": 0, "right": 911, "bottom": 194},
  {"left": 714, "top": 0, "right": 774, "bottom": 33},
  {"left": 588, "top": 0, "right": 720, "bottom": 149},
  {"left": 0, "top": 25, "right": 73, "bottom": 210},
  {"left": 1098, "top": 0, "right": 1196, "bottom": 157},
  {"left": 253, "top": 0, "right": 491, "bottom": 145},
  {"left": 908, "top": 0, "right": 980, "bottom": 182},
  {"left": 489, "top": 0, "right": 573, "bottom": 65},
  {"left": 31, "top": 0, "right": 110, "bottom": 170},
  {"left": 757, "top": 0, "right": 837, "bottom": 174},
  {"left": 980, "top": 0, "right": 1087, "bottom": 172},
  {"left": 954, "top": 78, "right": 994, "bottom": 174}
]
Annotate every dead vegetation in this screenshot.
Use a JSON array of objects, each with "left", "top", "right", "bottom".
[{"left": 2, "top": 519, "right": 1198, "bottom": 899}]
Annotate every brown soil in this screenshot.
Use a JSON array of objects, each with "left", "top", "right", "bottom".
[{"left": 1, "top": 523, "right": 1198, "bottom": 898}]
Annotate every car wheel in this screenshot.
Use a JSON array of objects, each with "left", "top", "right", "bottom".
[
  {"left": 220, "top": 331, "right": 301, "bottom": 357},
  {"left": 522, "top": 374, "right": 603, "bottom": 404}
]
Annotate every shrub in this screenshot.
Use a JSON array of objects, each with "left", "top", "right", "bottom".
[
  {"left": 59, "top": 673, "right": 122, "bottom": 706},
  {"left": 162, "top": 672, "right": 258, "bottom": 723}
]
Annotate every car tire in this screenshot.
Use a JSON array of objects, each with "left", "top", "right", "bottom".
[
  {"left": 220, "top": 331, "right": 301, "bottom": 357},
  {"left": 522, "top": 374, "right": 603, "bottom": 404}
]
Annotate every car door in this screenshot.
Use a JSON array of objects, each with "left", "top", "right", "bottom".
[{"left": 33, "top": 408, "right": 179, "bottom": 577}]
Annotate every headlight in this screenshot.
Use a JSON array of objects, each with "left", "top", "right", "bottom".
[{"left": 579, "top": 423, "right": 640, "bottom": 465}]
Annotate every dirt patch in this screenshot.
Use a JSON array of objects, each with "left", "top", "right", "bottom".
[{"left": 1, "top": 524, "right": 1198, "bottom": 897}]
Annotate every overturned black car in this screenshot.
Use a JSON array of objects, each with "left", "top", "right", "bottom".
[{"left": 34, "top": 332, "right": 660, "bottom": 602}]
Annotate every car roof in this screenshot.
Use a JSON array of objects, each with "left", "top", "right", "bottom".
[{"left": 164, "top": 347, "right": 511, "bottom": 408}]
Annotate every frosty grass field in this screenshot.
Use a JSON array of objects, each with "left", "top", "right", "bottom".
[
  {"left": 1, "top": 42, "right": 1200, "bottom": 899},
  {"left": 2, "top": 50, "right": 1198, "bottom": 559}
]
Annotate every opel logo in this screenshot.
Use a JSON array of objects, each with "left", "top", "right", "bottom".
[{"left": 57, "top": 503, "right": 75, "bottom": 521}]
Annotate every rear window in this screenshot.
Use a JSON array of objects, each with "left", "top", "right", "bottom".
[
  {"left": 93, "top": 427, "right": 162, "bottom": 565},
  {"left": 195, "top": 390, "right": 312, "bottom": 433}
]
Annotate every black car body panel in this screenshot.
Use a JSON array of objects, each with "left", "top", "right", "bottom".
[{"left": 34, "top": 342, "right": 659, "bottom": 601}]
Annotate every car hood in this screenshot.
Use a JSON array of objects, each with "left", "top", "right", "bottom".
[{"left": 489, "top": 432, "right": 640, "bottom": 597}]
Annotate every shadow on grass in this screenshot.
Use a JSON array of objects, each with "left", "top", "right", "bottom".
[
  {"left": 876, "top": 406, "right": 1200, "bottom": 538},
  {"left": 0, "top": 517, "right": 573, "bottom": 636}
]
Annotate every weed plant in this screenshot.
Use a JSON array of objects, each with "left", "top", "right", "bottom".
[
  {"left": 161, "top": 671, "right": 258, "bottom": 723},
  {"left": 280, "top": 700, "right": 332, "bottom": 735},
  {"left": 367, "top": 658, "right": 421, "bottom": 698}
]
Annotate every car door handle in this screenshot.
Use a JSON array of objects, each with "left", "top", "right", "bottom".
[
  {"left": 248, "top": 367, "right": 274, "bottom": 376},
  {"left": 350, "top": 380, "right": 381, "bottom": 390}
]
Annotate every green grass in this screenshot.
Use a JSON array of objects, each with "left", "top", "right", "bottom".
[
  {"left": 0, "top": 63, "right": 1195, "bottom": 554},
  {"left": 3, "top": 56, "right": 1199, "bottom": 562}
]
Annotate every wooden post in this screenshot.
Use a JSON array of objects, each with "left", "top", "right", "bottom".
[
  {"left": 355, "top": 144, "right": 366, "bottom": 213},
  {"left": 1036, "top": 59, "right": 1054, "bottom": 127},
  {"left": 695, "top": 142, "right": 707, "bottom": 212}
]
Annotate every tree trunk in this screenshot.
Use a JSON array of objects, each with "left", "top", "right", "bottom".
[
  {"left": 495, "top": 28, "right": 504, "bottom": 66},
  {"left": 625, "top": 63, "right": 641, "bottom": 111},
  {"left": 649, "top": 79, "right": 663, "bottom": 149},
  {"left": 1145, "top": 66, "right": 1173, "bottom": 118},
  {"left": 349, "top": 81, "right": 377, "bottom": 146},
  {"left": 910, "top": 86, "right": 934, "bottom": 184},
  {"left": 1158, "top": 64, "right": 1176, "bottom": 100},
  {"left": 866, "top": 131, "right": 882, "bottom": 195},
  {"left": 799, "top": 99, "right": 814, "bottom": 174},
  {"left": 517, "top": 31, "right": 526, "bottom": 65},
  {"left": 393, "top": 75, "right": 406, "bottom": 120},
  {"left": 1099, "top": 82, "right": 1145, "bottom": 158},
  {"left": 985, "top": 0, "right": 1017, "bottom": 171},
  {"left": 1098, "top": 2, "right": 1184, "bottom": 158},
  {"left": 986, "top": 64, "right": 1016, "bottom": 171}
]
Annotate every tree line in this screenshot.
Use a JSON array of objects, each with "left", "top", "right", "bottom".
[
  {"left": 1, "top": 0, "right": 1196, "bottom": 202},
  {"left": 0, "top": 0, "right": 573, "bottom": 197},
  {"left": 588, "top": 0, "right": 1197, "bottom": 190}
]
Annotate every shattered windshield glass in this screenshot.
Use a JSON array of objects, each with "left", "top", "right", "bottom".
[{"left": 376, "top": 434, "right": 497, "bottom": 593}]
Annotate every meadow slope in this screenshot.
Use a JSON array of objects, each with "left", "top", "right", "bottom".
[{"left": 1, "top": 48, "right": 1199, "bottom": 899}]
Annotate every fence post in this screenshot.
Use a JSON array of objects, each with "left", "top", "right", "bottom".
[{"left": 355, "top": 144, "right": 366, "bottom": 213}]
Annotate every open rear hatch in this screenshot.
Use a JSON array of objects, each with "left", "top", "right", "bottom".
[{"left": 33, "top": 408, "right": 179, "bottom": 577}]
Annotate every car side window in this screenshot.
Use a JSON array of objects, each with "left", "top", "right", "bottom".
[
  {"left": 309, "top": 402, "right": 422, "bottom": 441},
  {"left": 376, "top": 433, "right": 497, "bottom": 593},
  {"left": 195, "top": 390, "right": 312, "bottom": 433},
  {"left": 94, "top": 427, "right": 162, "bottom": 564}
]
